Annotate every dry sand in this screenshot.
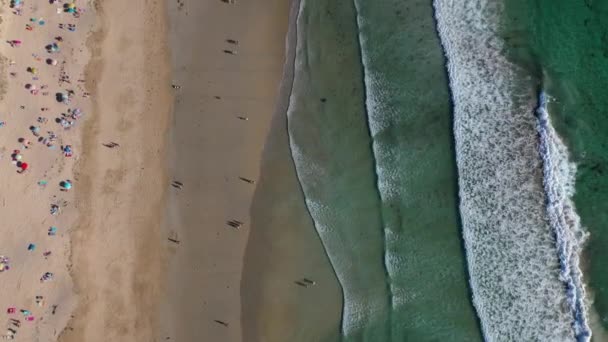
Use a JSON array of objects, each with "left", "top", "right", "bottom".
[
  {"left": 59, "top": 0, "right": 171, "bottom": 341},
  {"left": 0, "top": 0, "right": 93, "bottom": 340}
]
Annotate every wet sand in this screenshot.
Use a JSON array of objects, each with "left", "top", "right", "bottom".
[{"left": 160, "top": 0, "right": 301, "bottom": 341}]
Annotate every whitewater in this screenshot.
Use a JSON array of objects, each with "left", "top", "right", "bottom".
[
  {"left": 536, "top": 92, "right": 590, "bottom": 341},
  {"left": 434, "top": 1, "right": 590, "bottom": 341}
]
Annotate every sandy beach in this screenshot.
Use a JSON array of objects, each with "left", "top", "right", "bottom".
[
  {"left": 0, "top": 0, "right": 316, "bottom": 340},
  {"left": 0, "top": 0, "right": 94, "bottom": 340},
  {"left": 1, "top": 0, "right": 169, "bottom": 341}
]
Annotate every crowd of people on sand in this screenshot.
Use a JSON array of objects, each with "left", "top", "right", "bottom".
[{"left": 2, "top": 0, "right": 89, "bottom": 340}]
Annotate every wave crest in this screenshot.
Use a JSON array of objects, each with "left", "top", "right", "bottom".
[{"left": 536, "top": 92, "right": 590, "bottom": 342}]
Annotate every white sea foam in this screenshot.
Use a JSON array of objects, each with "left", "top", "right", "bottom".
[
  {"left": 536, "top": 92, "right": 590, "bottom": 341},
  {"left": 434, "top": 0, "right": 587, "bottom": 340}
]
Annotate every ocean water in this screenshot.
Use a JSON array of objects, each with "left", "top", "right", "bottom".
[
  {"left": 278, "top": 0, "right": 599, "bottom": 340},
  {"left": 502, "top": 0, "right": 608, "bottom": 337},
  {"left": 286, "top": 0, "right": 481, "bottom": 340}
]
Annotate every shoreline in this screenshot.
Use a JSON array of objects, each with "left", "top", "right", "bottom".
[{"left": 240, "top": 0, "right": 343, "bottom": 340}]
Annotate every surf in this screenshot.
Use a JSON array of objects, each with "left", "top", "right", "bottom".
[{"left": 434, "top": 0, "right": 588, "bottom": 340}]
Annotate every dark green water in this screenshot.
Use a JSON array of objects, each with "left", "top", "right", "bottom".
[
  {"left": 503, "top": 0, "right": 608, "bottom": 334},
  {"left": 286, "top": 0, "right": 482, "bottom": 340}
]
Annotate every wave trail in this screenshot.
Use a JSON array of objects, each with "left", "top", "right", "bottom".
[{"left": 535, "top": 92, "right": 591, "bottom": 342}]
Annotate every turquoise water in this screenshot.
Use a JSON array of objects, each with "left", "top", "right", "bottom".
[{"left": 286, "top": 0, "right": 481, "bottom": 340}]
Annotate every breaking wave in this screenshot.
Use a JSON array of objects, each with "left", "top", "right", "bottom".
[
  {"left": 434, "top": 0, "right": 590, "bottom": 340},
  {"left": 536, "top": 92, "right": 590, "bottom": 342}
]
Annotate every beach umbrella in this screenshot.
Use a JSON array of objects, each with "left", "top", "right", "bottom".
[
  {"left": 57, "top": 92, "right": 68, "bottom": 102},
  {"left": 20, "top": 162, "right": 28, "bottom": 170},
  {"left": 15, "top": 154, "right": 22, "bottom": 161}
]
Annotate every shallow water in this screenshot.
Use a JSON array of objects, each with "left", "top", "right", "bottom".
[{"left": 286, "top": 0, "right": 481, "bottom": 340}]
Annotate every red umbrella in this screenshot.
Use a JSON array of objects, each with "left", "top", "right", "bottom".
[{"left": 20, "top": 162, "right": 28, "bottom": 170}]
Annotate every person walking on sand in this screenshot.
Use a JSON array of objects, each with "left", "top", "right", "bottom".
[
  {"left": 238, "top": 177, "right": 255, "bottom": 184},
  {"left": 214, "top": 320, "right": 229, "bottom": 327}
]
